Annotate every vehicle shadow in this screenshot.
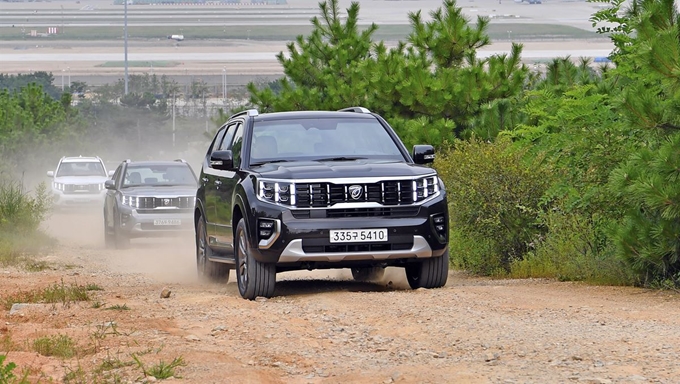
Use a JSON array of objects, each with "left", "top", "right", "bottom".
[{"left": 273, "top": 278, "right": 408, "bottom": 298}]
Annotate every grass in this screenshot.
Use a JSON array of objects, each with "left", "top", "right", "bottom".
[
  {"left": 32, "top": 335, "right": 77, "bottom": 358},
  {"left": 104, "top": 304, "right": 130, "bottom": 311},
  {"left": 0, "top": 280, "right": 95, "bottom": 310},
  {"left": 0, "top": 23, "right": 602, "bottom": 42},
  {"left": 132, "top": 355, "right": 185, "bottom": 380}
]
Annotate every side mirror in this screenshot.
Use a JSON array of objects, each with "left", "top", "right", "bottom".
[
  {"left": 47, "top": 171, "right": 54, "bottom": 177},
  {"left": 210, "top": 150, "right": 234, "bottom": 171},
  {"left": 104, "top": 179, "right": 116, "bottom": 190},
  {"left": 413, "top": 145, "right": 435, "bottom": 164},
  {"left": 108, "top": 170, "right": 115, "bottom": 177}
]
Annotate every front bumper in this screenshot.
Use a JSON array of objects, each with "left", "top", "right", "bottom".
[
  {"left": 52, "top": 190, "right": 106, "bottom": 207},
  {"left": 247, "top": 194, "right": 449, "bottom": 265},
  {"left": 118, "top": 207, "right": 194, "bottom": 238}
]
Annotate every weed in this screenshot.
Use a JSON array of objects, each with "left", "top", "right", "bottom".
[
  {"left": 89, "top": 322, "right": 121, "bottom": 354},
  {"left": 91, "top": 301, "right": 104, "bottom": 309},
  {"left": 85, "top": 284, "right": 103, "bottom": 291},
  {"left": 32, "top": 334, "right": 76, "bottom": 358},
  {"left": 0, "top": 354, "right": 17, "bottom": 383},
  {"left": 105, "top": 304, "right": 129, "bottom": 311},
  {"left": 1, "top": 280, "right": 92, "bottom": 310},
  {"left": 132, "top": 354, "right": 185, "bottom": 380}
]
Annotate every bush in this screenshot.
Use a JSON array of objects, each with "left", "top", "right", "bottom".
[
  {"left": 436, "top": 137, "right": 553, "bottom": 274},
  {"left": 0, "top": 179, "right": 53, "bottom": 267},
  {"left": 0, "top": 181, "right": 50, "bottom": 233},
  {"left": 509, "top": 211, "right": 633, "bottom": 285}
]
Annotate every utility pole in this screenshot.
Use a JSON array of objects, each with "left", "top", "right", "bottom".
[
  {"left": 172, "top": 90, "right": 176, "bottom": 148},
  {"left": 124, "top": 0, "right": 129, "bottom": 95}
]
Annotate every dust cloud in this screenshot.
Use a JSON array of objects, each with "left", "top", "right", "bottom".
[{"left": 43, "top": 210, "right": 199, "bottom": 284}]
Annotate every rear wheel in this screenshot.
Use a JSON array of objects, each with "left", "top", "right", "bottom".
[
  {"left": 235, "top": 218, "right": 276, "bottom": 300},
  {"left": 351, "top": 266, "right": 385, "bottom": 282},
  {"left": 405, "top": 250, "right": 449, "bottom": 289},
  {"left": 196, "top": 216, "right": 230, "bottom": 282}
]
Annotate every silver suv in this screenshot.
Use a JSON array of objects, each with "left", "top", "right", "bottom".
[{"left": 47, "top": 156, "right": 112, "bottom": 208}]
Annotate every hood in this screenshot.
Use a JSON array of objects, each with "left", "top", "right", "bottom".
[
  {"left": 53, "top": 175, "right": 109, "bottom": 184},
  {"left": 252, "top": 160, "right": 436, "bottom": 180},
  {"left": 119, "top": 185, "right": 197, "bottom": 197}
]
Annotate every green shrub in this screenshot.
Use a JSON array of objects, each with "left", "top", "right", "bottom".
[
  {"left": 32, "top": 335, "right": 77, "bottom": 358},
  {"left": 436, "top": 137, "right": 553, "bottom": 273},
  {"left": 509, "top": 211, "right": 633, "bottom": 285},
  {"left": 0, "top": 181, "right": 51, "bottom": 233}
]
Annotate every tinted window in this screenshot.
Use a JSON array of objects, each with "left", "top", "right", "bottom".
[
  {"left": 218, "top": 123, "right": 238, "bottom": 151},
  {"left": 123, "top": 164, "right": 197, "bottom": 187},
  {"left": 57, "top": 161, "right": 106, "bottom": 177},
  {"left": 230, "top": 123, "right": 244, "bottom": 168},
  {"left": 249, "top": 117, "right": 404, "bottom": 164}
]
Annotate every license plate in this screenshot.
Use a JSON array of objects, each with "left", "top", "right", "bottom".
[
  {"left": 154, "top": 219, "right": 181, "bottom": 226},
  {"left": 330, "top": 229, "right": 388, "bottom": 243}
]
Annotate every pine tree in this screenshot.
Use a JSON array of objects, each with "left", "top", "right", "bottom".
[
  {"left": 247, "top": 0, "right": 528, "bottom": 146},
  {"left": 594, "top": 0, "right": 680, "bottom": 284}
]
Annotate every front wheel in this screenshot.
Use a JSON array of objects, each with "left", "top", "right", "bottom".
[
  {"left": 104, "top": 213, "right": 114, "bottom": 249},
  {"left": 113, "top": 213, "right": 130, "bottom": 250},
  {"left": 235, "top": 218, "right": 276, "bottom": 300},
  {"left": 196, "top": 215, "right": 230, "bottom": 283},
  {"left": 405, "top": 250, "right": 449, "bottom": 289}
]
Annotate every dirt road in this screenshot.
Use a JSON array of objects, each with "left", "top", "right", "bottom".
[{"left": 1, "top": 210, "right": 679, "bottom": 383}]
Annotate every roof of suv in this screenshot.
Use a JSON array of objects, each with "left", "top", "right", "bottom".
[
  {"left": 252, "top": 110, "right": 378, "bottom": 122},
  {"left": 62, "top": 156, "right": 103, "bottom": 163},
  {"left": 124, "top": 160, "right": 189, "bottom": 167}
]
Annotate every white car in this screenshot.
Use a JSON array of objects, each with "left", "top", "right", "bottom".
[{"left": 47, "top": 156, "right": 113, "bottom": 207}]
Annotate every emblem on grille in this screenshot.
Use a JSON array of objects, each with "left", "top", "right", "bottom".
[
  {"left": 163, "top": 198, "right": 170, "bottom": 206},
  {"left": 348, "top": 185, "right": 363, "bottom": 200}
]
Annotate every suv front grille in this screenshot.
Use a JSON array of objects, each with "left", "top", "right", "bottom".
[
  {"left": 63, "top": 184, "right": 102, "bottom": 194},
  {"left": 136, "top": 196, "right": 194, "bottom": 209},
  {"left": 294, "top": 181, "right": 415, "bottom": 208}
]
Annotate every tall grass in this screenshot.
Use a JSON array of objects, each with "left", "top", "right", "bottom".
[{"left": 0, "top": 179, "right": 53, "bottom": 268}]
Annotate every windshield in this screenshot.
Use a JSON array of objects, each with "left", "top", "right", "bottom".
[
  {"left": 123, "top": 164, "right": 197, "bottom": 187},
  {"left": 249, "top": 117, "right": 405, "bottom": 165},
  {"left": 56, "top": 161, "right": 106, "bottom": 177}
]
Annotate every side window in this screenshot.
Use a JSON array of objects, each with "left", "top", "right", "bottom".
[
  {"left": 218, "top": 122, "right": 238, "bottom": 151},
  {"left": 112, "top": 166, "right": 122, "bottom": 188},
  {"left": 230, "top": 123, "right": 244, "bottom": 168},
  {"left": 206, "top": 125, "right": 227, "bottom": 156}
]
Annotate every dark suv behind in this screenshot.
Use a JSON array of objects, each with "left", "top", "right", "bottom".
[{"left": 195, "top": 107, "right": 449, "bottom": 299}]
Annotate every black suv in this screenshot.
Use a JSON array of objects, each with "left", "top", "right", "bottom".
[{"left": 195, "top": 107, "right": 449, "bottom": 299}]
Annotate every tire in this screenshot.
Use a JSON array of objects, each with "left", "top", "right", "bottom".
[
  {"left": 104, "top": 213, "right": 114, "bottom": 249},
  {"left": 196, "top": 216, "right": 230, "bottom": 283},
  {"left": 235, "top": 218, "right": 276, "bottom": 300},
  {"left": 405, "top": 250, "right": 449, "bottom": 289},
  {"left": 351, "top": 266, "right": 385, "bottom": 282},
  {"left": 113, "top": 213, "right": 130, "bottom": 250}
]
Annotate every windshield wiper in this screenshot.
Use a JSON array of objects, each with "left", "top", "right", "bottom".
[
  {"left": 249, "top": 159, "right": 292, "bottom": 167},
  {"left": 314, "top": 156, "right": 367, "bottom": 162}
]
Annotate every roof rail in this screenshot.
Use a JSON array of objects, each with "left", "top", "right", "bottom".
[
  {"left": 229, "top": 109, "right": 259, "bottom": 119},
  {"left": 123, "top": 159, "right": 132, "bottom": 163},
  {"left": 174, "top": 158, "right": 187, "bottom": 163},
  {"left": 338, "top": 106, "right": 371, "bottom": 114}
]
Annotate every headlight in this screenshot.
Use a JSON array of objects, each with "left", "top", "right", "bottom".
[
  {"left": 258, "top": 180, "right": 295, "bottom": 206},
  {"left": 412, "top": 175, "right": 440, "bottom": 202},
  {"left": 121, "top": 195, "right": 139, "bottom": 208},
  {"left": 52, "top": 182, "right": 64, "bottom": 191}
]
